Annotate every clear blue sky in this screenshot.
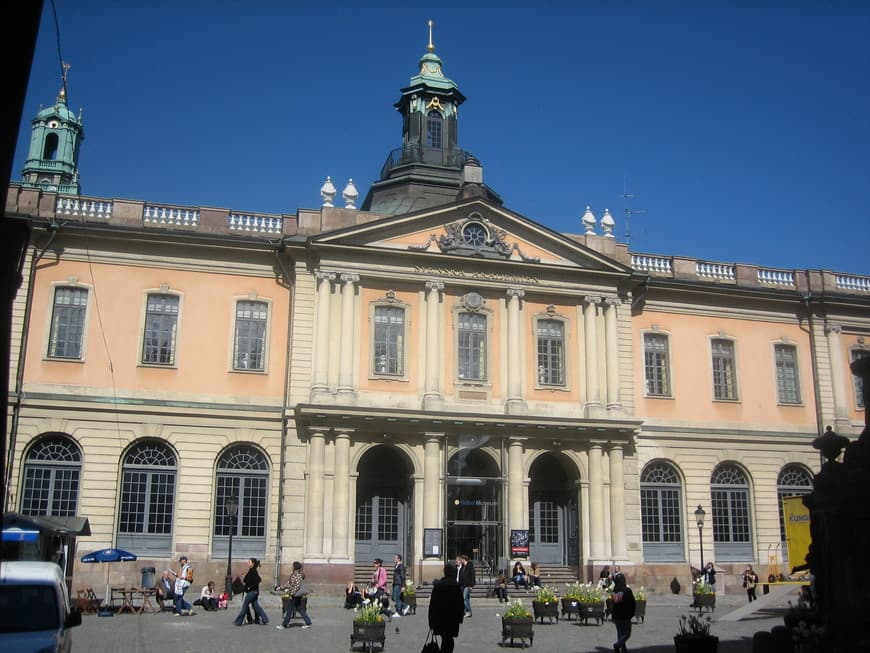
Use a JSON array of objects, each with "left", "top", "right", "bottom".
[{"left": 13, "top": 1, "right": 870, "bottom": 274}]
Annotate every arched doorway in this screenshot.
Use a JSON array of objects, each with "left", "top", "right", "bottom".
[
  {"left": 528, "top": 452, "right": 579, "bottom": 565},
  {"left": 354, "top": 446, "right": 413, "bottom": 562}
]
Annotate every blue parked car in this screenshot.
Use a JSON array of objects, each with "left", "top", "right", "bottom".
[{"left": 0, "top": 561, "right": 82, "bottom": 652}]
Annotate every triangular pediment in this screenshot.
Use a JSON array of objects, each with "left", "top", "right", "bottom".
[{"left": 309, "top": 198, "right": 630, "bottom": 274}]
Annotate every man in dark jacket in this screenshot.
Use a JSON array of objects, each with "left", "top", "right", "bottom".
[
  {"left": 610, "top": 573, "right": 636, "bottom": 653},
  {"left": 429, "top": 563, "right": 464, "bottom": 653},
  {"left": 457, "top": 554, "right": 476, "bottom": 617},
  {"left": 392, "top": 553, "right": 408, "bottom": 616}
]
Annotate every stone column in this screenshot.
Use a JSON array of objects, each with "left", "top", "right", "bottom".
[
  {"left": 588, "top": 442, "right": 605, "bottom": 560},
  {"left": 337, "top": 273, "right": 359, "bottom": 397},
  {"left": 311, "top": 271, "right": 334, "bottom": 397},
  {"left": 333, "top": 430, "right": 351, "bottom": 557},
  {"left": 306, "top": 429, "right": 327, "bottom": 555},
  {"left": 608, "top": 443, "right": 626, "bottom": 560},
  {"left": 826, "top": 325, "right": 850, "bottom": 429},
  {"left": 508, "top": 438, "right": 525, "bottom": 531},
  {"left": 423, "top": 281, "right": 444, "bottom": 410},
  {"left": 423, "top": 434, "right": 443, "bottom": 530},
  {"left": 604, "top": 298, "right": 622, "bottom": 410},
  {"left": 506, "top": 289, "right": 527, "bottom": 414},
  {"left": 584, "top": 297, "right": 601, "bottom": 412}
]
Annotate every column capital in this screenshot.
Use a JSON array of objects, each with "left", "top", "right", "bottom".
[
  {"left": 825, "top": 324, "right": 842, "bottom": 335},
  {"left": 340, "top": 273, "right": 360, "bottom": 284},
  {"left": 315, "top": 270, "right": 336, "bottom": 282},
  {"left": 506, "top": 288, "right": 525, "bottom": 299},
  {"left": 425, "top": 280, "right": 445, "bottom": 292},
  {"left": 584, "top": 295, "right": 603, "bottom": 306},
  {"left": 603, "top": 296, "right": 621, "bottom": 307}
]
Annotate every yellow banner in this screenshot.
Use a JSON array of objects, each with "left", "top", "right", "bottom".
[{"left": 782, "top": 495, "right": 811, "bottom": 571}]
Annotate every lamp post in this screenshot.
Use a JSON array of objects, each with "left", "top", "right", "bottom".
[
  {"left": 694, "top": 504, "right": 706, "bottom": 570},
  {"left": 224, "top": 497, "right": 239, "bottom": 598}
]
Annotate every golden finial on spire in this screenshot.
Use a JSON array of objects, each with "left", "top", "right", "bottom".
[
  {"left": 427, "top": 19, "right": 435, "bottom": 52},
  {"left": 58, "top": 62, "right": 70, "bottom": 103}
]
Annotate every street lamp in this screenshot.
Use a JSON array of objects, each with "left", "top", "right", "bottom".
[
  {"left": 224, "top": 497, "right": 239, "bottom": 598},
  {"left": 694, "top": 504, "right": 706, "bottom": 570}
]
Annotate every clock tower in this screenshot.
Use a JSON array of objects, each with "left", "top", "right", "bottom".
[{"left": 21, "top": 72, "right": 84, "bottom": 195}]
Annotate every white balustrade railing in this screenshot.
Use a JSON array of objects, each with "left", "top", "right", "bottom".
[
  {"left": 836, "top": 274, "right": 870, "bottom": 293},
  {"left": 56, "top": 196, "right": 113, "bottom": 219},
  {"left": 631, "top": 254, "right": 673, "bottom": 274},
  {"left": 757, "top": 269, "right": 795, "bottom": 287},
  {"left": 228, "top": 212, "right": 283, "bottom": 234},
  {"left": 696, "top": 261, "right": 735, "bottom": 280},
  {"left": 143, "top": 205, "right": 200, "bottom": 227}
]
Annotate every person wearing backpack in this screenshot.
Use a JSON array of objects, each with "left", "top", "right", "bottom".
[
  {"left": 172, "top": 555, "right": 194, "bottom": 616},
  {"left": 610, "top": 573, "right": 636, "bottom": 653}
]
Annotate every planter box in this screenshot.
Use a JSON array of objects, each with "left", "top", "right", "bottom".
[
  {"left": 532, "top": 600, "right": 559, "bottom": 624},
  {"left": 578, "top": 601, "right": 606, "bottom": 625},
  {"left": 691, "top": 594, "right": 716, "bottom": 613},
  {"left": 501, "top": 616, "right": 534, "bottom": 648},
  {"left": 401, "top": 593, "right": 417, "bottom": 615},
  {"left": 674, "top": 635, "right": 719, "bottom": 652},
  {"left": 635, "top": 599, "right": 646, "bottom": 624},
  {"left": 560, "top": 598, "right": 580, "bottom": 620},
  {"left": 350, "top": 620, "right": 386, "bottom": 652}
]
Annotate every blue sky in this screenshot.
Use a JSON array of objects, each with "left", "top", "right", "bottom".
[{"left": 13, "top": 1, "right": 870, "bottom": 274}]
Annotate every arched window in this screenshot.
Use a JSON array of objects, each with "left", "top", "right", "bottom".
[
  {"left": 777, "top": 465, "right": 813, "bottom": 546},
  {"left": 42, "top": 132, "right": 59, "bottom": 160},
  {"left": 213, "top": 445, "right": 269, "bottom": 557},
  {"left": 20, "top": 435, "right": 81, "bottom": 517},
  {"left": 117, "top": 441, "right": 176, "bottom": 556},
  {"left": 711, "top": 463, "right": 753, "bottom": 561},
  {"left": 426, "top": 111, "right": 443, "bottom": 149},
  {"left": 640, "top": 462, "right": 684, "bottom": 561}
]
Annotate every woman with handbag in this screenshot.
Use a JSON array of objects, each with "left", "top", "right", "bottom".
[
  {"left": 277, "top": 561, "right": 312, "bottom": 629},
  {"left": 232, "top": 558, "right": 269, "bottom": 626}
]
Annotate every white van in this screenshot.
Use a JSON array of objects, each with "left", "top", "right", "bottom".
[{"left": 0, "top": 561, "right": 82, "bottom": 652}]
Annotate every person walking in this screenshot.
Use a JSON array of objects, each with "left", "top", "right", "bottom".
[
  {"left": 701, "top": 562, "right": 717, "bottom": 592},
  {"left": 429, "top": 563, "right": 465, "bottom": 653},
  {"left": 277, "top": 561, "right": 312, "bottom": 629},
  {"left": 172, "top": 555, "right": 194, "bottom": 616},
  {"left": 232, "top": 558, "right": 269, "bottom": 626},
  {"left": 457, "top": 554, "right": 475, "bottom": 617},
  {"left": 371, "top": 558, "right": 387, "bottom": 599},
  {"left": 742, "top": 565, "right": 759, "bottom": 602},
  {"left": 392, "top": 554, "right": 408, "bottom": 616},
  {"left": 610, "top": 572, "right": 636, "bottom": 653}
]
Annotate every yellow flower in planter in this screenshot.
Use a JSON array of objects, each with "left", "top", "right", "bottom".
[
  {"left": 354, "top": 599, "right": 384, "bottom": 624},
  {"left": 534, "top": 585, "right": 558, "bottom": 603},
  {"left": 692, "top": 579, "right": 715, "bottom": 596},
  {"left": 503, "top": 598, "right": 532, "bottom": 619},
  {"left": 676, "top": 613, "right": 713, "bottom": 637},
  {"left": 633, "top": 585, "right": 646, "bottom": 601},
  {"left": 403, "top": 579, "right": 415, "bottom": 597}
]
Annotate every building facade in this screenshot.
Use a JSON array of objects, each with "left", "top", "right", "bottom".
[{"left": 5, "top": 41, "right": 869, "bottom": 592}]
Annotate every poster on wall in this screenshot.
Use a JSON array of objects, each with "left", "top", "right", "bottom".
[
  {"left": 510, "top": 529, "right": 529, "bottom": 557},
  {"left": 424, "top": 528, "right": 443, "bottom": 558}
]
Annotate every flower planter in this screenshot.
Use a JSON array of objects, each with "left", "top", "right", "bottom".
[
  {"left": 634, "top": 599, "right": 646, "bottom": 624},
  {"left": 501, "top": 616, "right": 534, "bottom": 647},
  {"left": 350, "top": 620, "right": 386, "bottom": 652},
  {"left": 578, "top": 601, "right": 606, "bottom": 625},
  {"left": 401, "top": 593, "right": 416, "bottom": 615},
  {"left": 532, "top": 600, "right": 559, "bottom": 624},
  {"left": 692, "top": 594, "right": 716, "bottom": 613},
  {"left": 674, "top": 635, "right": 719, "bottom": 652},
  {"left": 560, "top": 598, "right": 580, "bottom": 620}
]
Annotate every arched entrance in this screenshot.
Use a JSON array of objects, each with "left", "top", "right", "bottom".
[
  {"left": 528, "top": 452, "right": 579, "bottom": 565},
  {"left": 446, "top": 446, "right": 502, "bottom": 573},
  {"left": 354, "top": 445, "right": 413, "bottom": 562}
]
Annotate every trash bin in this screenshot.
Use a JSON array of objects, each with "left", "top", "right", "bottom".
[{"left": 141, "top": 566, "right": 156, "bottom": 589}]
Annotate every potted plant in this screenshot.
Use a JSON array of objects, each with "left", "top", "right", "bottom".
[
  {"left": 350, "top": 600, "right": 386, "bottom": 652},
  {"left": 674, "top": 613, "right": 718, "bottom": 652},
  {"left": 634, "top": 586, "right": 647, "bottom": 623},
  {"left": 400, "top": 579, "right": 416, "bottom": 614},
  {"left": 561, "top": 582, "right": 583, "bottom": 620},
  {"left": 532, "top": 585, "right": 559, "bottom": 623},
  {"left": 691, "top": 579, "right": 715, "bottom": 612},
  {"left": 574, "top": 582, "right": 607, "bottom": 625},
  {"left": 501, "top": 599, "right": 534, "bottom": 648}
]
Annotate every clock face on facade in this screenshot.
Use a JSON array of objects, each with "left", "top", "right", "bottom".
[{"left": 462, "top": 222, "right": 487, "bottom": 248}]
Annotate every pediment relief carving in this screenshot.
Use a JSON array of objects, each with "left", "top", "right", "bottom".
[{"left": 409, "top": 212, "right": 540, "bottom": 263}]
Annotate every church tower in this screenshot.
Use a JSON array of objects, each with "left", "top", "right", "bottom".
[
  {"left": 21, "top": 69, "right": 84, "bottom": 195},
  {"left": 362, "top": 21, "right": 500, "bottom": 214}
]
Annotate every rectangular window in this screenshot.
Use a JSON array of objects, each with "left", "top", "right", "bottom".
[
  {"left": 142, "top": 294, "right": 179, "bottom": 365},
  {"left": 853, "top": 349, "right": 870, "bottom": 409},
  {"left": 233, "top": 300, "right": 267, "bottom": 371},
  {"left": 711, "top": 338, "right": 737, "bottom": 400},
  {"left": 373, "top": 305, "right": 404, "bottom": 375},
  {"left": 643, "top": 333, "right": 671, "bottom": 396},
  {"left": 775, "top": 344, "right": 801, "bottom": 404},
  {"left": 457, "top": 312, "right": 486, "bottom": 381},
  {"left": 536, "top": 319, "right": 565, "bottom": 385},
  {"left": 48, "top": 287, "right": 87, "bottom": 358},
  {"left": 426, "top": 113, "right": 442, "bottom": 149}
]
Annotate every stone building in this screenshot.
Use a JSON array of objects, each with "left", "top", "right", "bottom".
[{"left": 4, "top": 36, "right": 869, "bottom": 592}]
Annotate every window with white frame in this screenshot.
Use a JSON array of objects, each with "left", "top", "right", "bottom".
[
  {"left": 640, "top": 461, "right": 683, "bottom": 561},
  {"left": 457, "top": 311, "right": 487, "bottom": 381},
  {"left": 213, "top": 445, "right": 268, "bottom": 557},
  {"left": 774, "top": 344, "right": 801, "bottom": 404},
  {"left": 142, "top": 293, "right": 179, "bottom": 365},
  {"left": 426, "top": 111, "right": 443, "bottom": 149},
  {"left": 852, "top": 349, "right": 870, "bottom": 409},
  {"left": 233, "top": 300, "right": 267, "bottom": 371},
  {"left": 644, "top": 332, "right": 671, "bottom": 396},
  {"left": 20, "top": 436, "right": 81, "bottom": 517},
  {"left": 711, "top": 338, "right": 737, "bottom": 400},
  {"left": 373, "top": 305, "right": 405, "bottom": 376},
  {"left": 711, "top": 463, "right": 752, "bottom": 561},
  {"left": 776, "top": 464, "right": 813, "bottom": 546},
  {"left": 536, "top": 318, "right": 565, "bottom": 386},
  {"left": 48, "top": 286, "right": 88, "bottom": 359},
  {"left": 117, "top": 441, "right": 176, "bottom": 556}
]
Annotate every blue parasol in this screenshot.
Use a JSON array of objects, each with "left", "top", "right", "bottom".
[{"left": 80, "top": 548, "right": 138, "bottom": 607}]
